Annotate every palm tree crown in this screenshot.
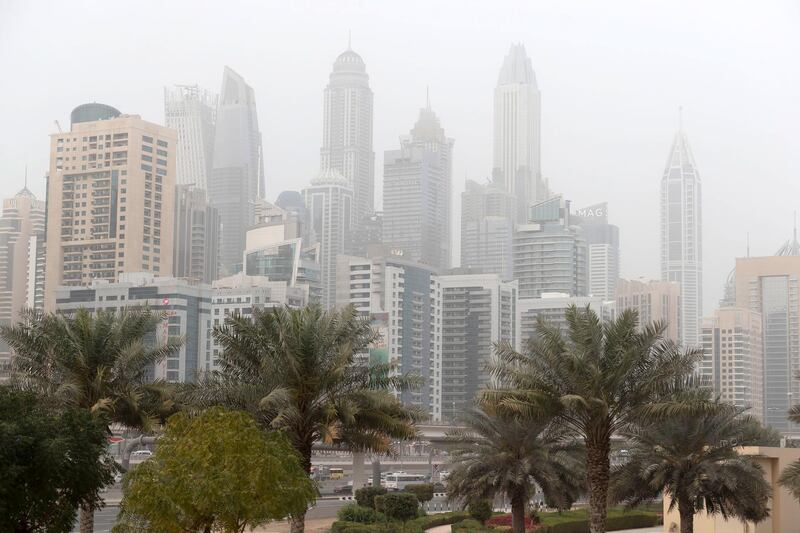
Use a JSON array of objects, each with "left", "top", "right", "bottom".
[
  {"left": 446, "top": 403, "right": 584, "bottom": 533},
  {"left": 778, "top": 376, "right": 800, "bottom": 501},
  {"left": 612, "top": 399, "right": 772, "bottom": 533},
  {"left": 489, "top": 306, "right": 707, "bottom": 533}
]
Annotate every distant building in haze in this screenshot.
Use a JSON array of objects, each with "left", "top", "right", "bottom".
[
  {"left": 460, "top": 179, "right": 514, "bottom": 280},
  {"left": 320, "top": 44, "right": 374, "bottom": 223},
  {"left": 44, "top": 107, "right": 177, "bottom": 310},
  {"left": 518, "top": 293, "right": 615, "bottom": 344},
  {"left": 173, "top": 185, "right": 219, "bottom": 284},
  {"left": 209, "top": 67, "right": 265, "bottom": 274},
  {"left": 573, "top": 202, "right": 620, "bottom": 300},
  {"left": 616, "top": 278, "right": 681, "bottom": 343},
  {"left": 660, "top": 115, "right": 702, "bottom": 347},
  {"left": 164, "top": 85, "right": 216, "bottom": 192},
  {"left": 383, "top": 101, "right": 453, "bottom": 269}
]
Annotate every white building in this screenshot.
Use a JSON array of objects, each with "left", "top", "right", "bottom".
[
  {"left": 493, "top": 44, "right": 547, "bottom": 222},
  {"left": 164, "top": 85, "right": 216, "bottom": 192},
  {"left": 321, "top": 45, "right": 375, "bottom": 223},
  {"left": 518, "top": 293, "right": 616, "bottom": 345},
  {"left": 660, "top": 116, "right": 702, "bottom": 347}
]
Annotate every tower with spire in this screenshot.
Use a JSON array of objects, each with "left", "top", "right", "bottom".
[
  {"left": 493, "top": 43, "right": 546, "bottom": 222},
  {"left": 660, "top": 109, "right": 703, "bottom": 347},
  {"left": 383, "top": 94, "right": 454, "bottom": 269},
  {"left": 320, "top": 39, "right": 375, "bottom": 224}
]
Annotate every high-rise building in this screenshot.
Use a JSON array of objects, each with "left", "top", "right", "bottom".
[
  {"left": 383, "top": 102, "right": 453, "bottom": 269},
  {"left": 347, "top": 212, "right": 385, "bottom": 258},
  {"left": 320, "top": 44, "right": 375, "bottom": 222},
  {"left": 44, "top": 108, "right": 177, "bottom": 310},
  {"left": 173, "top": 185, "right": 220, "bottom": 284},
  {"left": 573, "top": 203, "right": 620, "bottom": 300},
  {"left": 734, "top": 250, "right": 800, "bottom": 432},
  {"left": 700, "top": 307, "right": 763, "bottom": 421},
  {"left": 302, "top": 169, "right": 353, "bottom": 308},
  {"left": 164, "top": 85, "right": 216, "bottom": 191},
  {"left": 493, "top": 44, "right": 547, "bottom": 222},
  {"left": 518, "top": 293, "right": 615, "bottom": 344},
  {"left": 660, "top": 116, "right": 702, "bottom": 347},
  {"left": 336, "top": 255, "right": 441, "bottom": 419},
  {"left": 460, "top": 179, "right": 515, "bottom": 280},
  {"left": 0, "top": 183, "right": 46, "bottom": 374},
  {"left": 209, "top": 67, "right": 265, "bottom": 274},
  {"left": 513, "top": 196, "right": 587, "bottom": 299},
  {"left": 616, "top": 278, "right": 681, "bottom": 343},
  {"left": 439, "top": 274, "right": 518, "bottom": 422}
]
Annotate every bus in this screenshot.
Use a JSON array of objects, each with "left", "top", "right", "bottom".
[{"left": 383, "top": 472, "right": 427, "bottom": 491}]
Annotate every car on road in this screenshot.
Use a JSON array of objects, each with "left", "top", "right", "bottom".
[
  {"left": 131, "top": 449, "right": 152, "bottom": 459},
  {"left": 333, "top": 484, "right": 352, "bottom": 494}
]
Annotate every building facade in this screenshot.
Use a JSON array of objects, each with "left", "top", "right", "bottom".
[
  {"left": 460, "top": 179, "right": 515, "bottom": 280},
  {"left": 518, "top": 293, "right": 615, "bottom": 345},
  {"left": 660, "top": 120, "right": 702, "bottom": 347},
  {"left": 616, "top": 278, "right": 681, "bottom": 343},
  {"left": 573, "top": 202, "right": 620, "bottom": 300},
  {"left": 209, "top": 67, "right": 265, "bottom": 274},
  {"left": 0, "top": 185, "right": 46, "bottom": 374},
  {"left": 173, "top": 185, "right": 220, "bottom": 284},
  {"left": 700, "top": 307, "right": 763, "bottom": 421},
  {"left": 493, "top": 44, "right": 547, "bottom": 222},
  {"left": 302, "top": 169, "right": 353, "bottom": 308},
  {"left": 734, "top": 255, "right": 800, "bottom": 431},
  {"left": 513, "top": 196, "right": 587, "bottom": 299},
  {"left": 44, "top": 109, "right": 177, "bottom": 310},
  {"left": 320, "top": 45, "right": 375, "bottom": 223},
  {"left": 383, "top": 103, "right": 453, "bottom": 269},
  {"left": 438, "top": 274, "right": 518, "bottom": 422},
  {"left": 164, "top": 85, "right": 216, "bottom": 192}
]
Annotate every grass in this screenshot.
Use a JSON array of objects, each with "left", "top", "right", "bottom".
[{"left": 538, "top": 507, "right": 659, "bottom": 526}]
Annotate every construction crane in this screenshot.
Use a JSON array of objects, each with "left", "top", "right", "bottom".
[{"left": 54, "top": 120, "right": 62, "bottom": 133}]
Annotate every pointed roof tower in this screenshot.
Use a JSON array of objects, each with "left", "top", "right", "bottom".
[
  {"left": 498, "top": 43, "right": 537, "bottom": 86},
  {"left": 664, "top": 109, "right": 698, "bottom": 178}
]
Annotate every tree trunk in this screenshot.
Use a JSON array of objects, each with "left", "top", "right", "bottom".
[
  {"left": 290, "top": 446, "right": 313, "bottom": 533},
  {"left": 511, "top": 488, "right": 527, "bottom": 533},
  {"left": 79, "top": 502, "right": 94, "bottom": 533},
  {"left": 678, "top": 497, "right": 694, "bottom": 533},
  {"left": 585, "top": 434, "right": 611, "bottom": 533}
]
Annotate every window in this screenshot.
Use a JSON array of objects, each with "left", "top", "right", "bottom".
[
  {"left": 142, "top": 144, "right": 153, "bottom": 153},
  {"left": 156, "top": 140, "right": 168, "bottom": 148},
  {"left": 142, "top": 135, "right": 153, "bottom": 144}
]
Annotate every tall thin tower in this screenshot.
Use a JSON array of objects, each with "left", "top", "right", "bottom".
[
  {"left": 493, "top": 44, "right": 545, "bottom": 222},
  {"left": 164, "top": 84, "right": 216, "bottom": 192},
  {"left": 320, "top": 40, "right": 375, "bottom": 223},
  {"left": 660, "top": 110, "right": 703, "bottom": 347}
]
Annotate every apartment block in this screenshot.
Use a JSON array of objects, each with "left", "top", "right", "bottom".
[{"left": 616, "top": 278, "right": 681, "bottom": 343}]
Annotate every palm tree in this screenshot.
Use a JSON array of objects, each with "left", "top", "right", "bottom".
[
  {"left": 183, "top": 305, "right": 421, "bottom": 533},
  {"left": 779, "top": 379, "right": 800, "bottom": 500},
  {"left": 446, "top": 402, "right": 584, "bottom": 533},
  {"left": 489, "top": 306, "right": 709, "bottom": 533},
  {"left": 612, "top": 399, "right": 772, "bottom": 533},
  {"left": 1, "top": 307, "right": 182, "bottom": 533}
]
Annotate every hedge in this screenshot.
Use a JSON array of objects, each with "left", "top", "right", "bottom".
[
  {"left": 331, "top": 511, "right": 471, "bottom": 533},
  {"left": 535, "top": 512, "right": 662, "bottom": 533}
]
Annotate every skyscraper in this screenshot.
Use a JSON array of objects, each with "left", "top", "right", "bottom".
[
  {"left": 164, "top": 84, "right": 216, "bottom": 192},
  {"left": 513, "top": 196, "right": 587, "bottom": 299},
  {"left": 320, "top": 44, "right": 375, "bottom": 222},
  {"left": 302, "top": 169, "right": 353, "bottom": 308},
  {"left": 573, "top": 203, "right": 620, "bottom": 300},
  {"left": 383, "top": 101, "right": 453, "bottom": 269},
  {"left": 660, "top": 115, "right": 702, "bottom": 346},
  {"left": 0, "top": 182, "right": 46, "bottom": 375},
  {"left": 616, "top": 278, "right": 682, "bottom": 343},
  {"left": 44, "top": 108, "right": 177, "bottom": 310},
  {"left": 493, "top": 44, "right": 547, "bottom": 222},
  {"left": 210, "top": 67, "right": 265, "bottom": 274},
  {"left": 460, "top": 178, "right": 515, "bottom": 279},
  {"left": 173, "top": 184, "right": 220, "bottom": 283}
]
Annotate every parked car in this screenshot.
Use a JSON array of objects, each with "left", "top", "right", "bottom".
[
  {"left": 333, "top": 484, "right": 352, "bottom": 495},
  {"left": 131, "top": 449, "right": 152, "bottom": 458}
]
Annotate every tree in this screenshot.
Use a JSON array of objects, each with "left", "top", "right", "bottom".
[
  {"left": 612, "top": 399, "right": 772, "bottom": 533},
  {"left": 445, "top": 403, "right": 584, "bottom": 533},
  {"left": 404, "top": 484, "right": 434, "bottom": 506},
  {"left": 468, "top": 500, "right": 493, "bottom": 524},
  {"left": 1, "top": 308, "right": 182, "bottom": 533},
  {"left": 182, "top": 305, "right": 421, "bottom": 533},
  {"left": 0, "top": 388, "right": 114, "bottom": 533},
  {"left": 356, "top": 486, "right": 388, "bottom": 509},
  {"left": 489, "top": 306, "right": 708, "bottom": 533},
  {"left": 375, "top": 493, "right": 419, "bottom": 524},
  {"left": 114, "top": 407, "right": 315, "bottom": 533},
  {"left": 779, "top": 381, "right": 800, "bottom": 501}
]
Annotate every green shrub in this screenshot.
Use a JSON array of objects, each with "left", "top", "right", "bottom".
[
  {"left": 544, "top": 512, "right": 662, "bottom": 533},
  {"left": 467, "top": 500, "right": 493, "bottom": 523},
  {"left": 404, "top": 483, "right": 434, "bottom": 505},
  {"left": 374, "top": 493, "right": 419, "bottom": 523},
  {"left": 333, "top": 510, "right": 472, "bottom": 533},
  {"left": 337, "top": 503, "right": 385, "bottom": 523},
  {"left": 355, "top": 486, "right": 388, "bottom": 509},
  {"left": 452, "top": 518, "right": 493, "bottom": 532}
]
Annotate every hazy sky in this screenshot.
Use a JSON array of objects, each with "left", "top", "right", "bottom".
[{"left": 1, "top": 0, "right": 799, "bottom": 309}]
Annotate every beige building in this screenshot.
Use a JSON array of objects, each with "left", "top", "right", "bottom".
[
  {"left": 663, "top": 447, "right": 800, "bottom": 533},
  {"left": 45, "top": 108, "right": 177, "bottom": 310},
  {"left": 616, "top": 278, "right": 681, "bottom": 343},
  {"left": 734, "top": 255, "right": 800, "bottom": 432},
  {"left": 0, "top": 185, "right": 46, "bottom": 374},
  {"left": 701, "top": 307, "right": 763, "bottom": 421}
]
